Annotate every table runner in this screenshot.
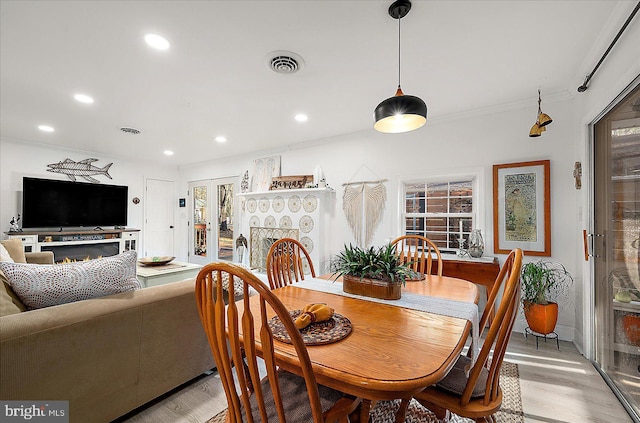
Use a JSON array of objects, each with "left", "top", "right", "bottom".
[{"left": 295, "top": 277, "right": 479, "bottom": 363}]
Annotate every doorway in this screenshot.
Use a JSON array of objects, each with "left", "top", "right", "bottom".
[
  {"left": 592, "top": 80, "right": 640, "bottom": 421},
  {"left": 188, "top": 177, "right": 238, "bottom": 266},
  {"left": 144, "top": 178, "right": 175, "bottom": 257}
]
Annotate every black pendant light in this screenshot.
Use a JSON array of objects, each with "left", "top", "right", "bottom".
[{"left": 374, "top": 0, "right": 427, "bottom": 133}]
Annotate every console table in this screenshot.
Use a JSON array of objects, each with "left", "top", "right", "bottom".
[{"left": 5, "top": 228, "right": 139, "bottom": 262}]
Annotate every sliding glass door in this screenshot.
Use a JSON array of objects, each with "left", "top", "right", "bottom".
[{"left": 593, "top": 81, "right": 640, "bottom": 421}]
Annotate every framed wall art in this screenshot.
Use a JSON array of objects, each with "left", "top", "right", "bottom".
[
  {"left": 251, "top": 155, "right": 281, "bottom": 192},
  {"left": 493, "top": 159, "right": 551, "bottom": 256}
]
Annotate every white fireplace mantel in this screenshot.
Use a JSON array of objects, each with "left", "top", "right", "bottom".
[{"left": 237, "top": 187, "right": 334, "bottom": 274}]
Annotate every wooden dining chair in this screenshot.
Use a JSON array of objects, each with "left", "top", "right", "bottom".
[
  {"left": 266, "top": 237, "right": 316, "bottom": 289},
  {"left": 395, "top": 248, "right": 523, "bottom": 423},
  {"left": 391, "top": 235, "right": 443, "bottom": 276},
  {"left": 195, "top": 262, "right": 360, "bottom": 423}
]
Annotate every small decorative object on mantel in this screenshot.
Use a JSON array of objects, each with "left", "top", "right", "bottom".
[
  {"left": 313, "top": 165, "right": 326, "bottom": 188},
  {"left": 241, "top": 170, "right": 249, "bottom": 193},
  {"left": 47, "top": 158, "right": 113, "bottom": 183},
  {"left": 270, "top": 175, "right": 314, "bottom": 190},
  {"left": 9, "top": 214, "right": 22, "bottom": 232}
]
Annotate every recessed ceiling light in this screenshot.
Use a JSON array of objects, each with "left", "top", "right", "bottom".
[
  {"left": 294, "top": 113, "right": 308, "bottom": 122},
  {"left": 215, "top": 136, "right": 227, "bottom": 143},
  {"left": 145, "top": 33, "right": 170, "bottom": 50},
  {"left": 164, "top": 150, "right": 174, "bottom": 156},
  {"left": 38, "top": 125, "right": 54, "bottom": 132},
  {"left": 74, "top": 93, "right": 94, "bottom": 104}
]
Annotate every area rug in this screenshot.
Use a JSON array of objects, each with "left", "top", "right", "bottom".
[{"left": 207, "top": 362, "right": 524, "bottom": 423}]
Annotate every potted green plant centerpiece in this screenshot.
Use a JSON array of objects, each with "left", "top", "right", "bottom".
[
  {"left": 521, "top": 259, "right": 573, "bottom": 335},
  {"left": 331, "top": 243, "right": 417, "bottom": 300}
]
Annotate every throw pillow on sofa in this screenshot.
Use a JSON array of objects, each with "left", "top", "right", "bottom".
[{"left": 0, "top": 250, "right": 141, "bottom": 310}]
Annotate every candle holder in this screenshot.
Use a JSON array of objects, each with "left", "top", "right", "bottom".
[{"left": 456, "top": 237, "right": 469, "bottom": 257}]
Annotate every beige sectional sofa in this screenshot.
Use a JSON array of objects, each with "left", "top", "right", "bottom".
[{"left": 0, "top": 248, "right": 215, "bottom": 423}]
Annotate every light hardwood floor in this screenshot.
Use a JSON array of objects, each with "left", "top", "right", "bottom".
[{"left": 116, "top": 333, "right": 633, "bottom": 423}]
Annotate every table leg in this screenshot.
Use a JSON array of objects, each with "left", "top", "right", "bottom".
[
  {"left": 359, "top": 399, "right": 372, "bottom": 423},
  {"left": 395, "top": 399, "right": 410, "bottom": 423}
]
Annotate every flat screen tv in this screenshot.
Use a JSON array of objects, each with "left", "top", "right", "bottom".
[{"left": 22, "top": 177, "right": 128, "bottom": 229}]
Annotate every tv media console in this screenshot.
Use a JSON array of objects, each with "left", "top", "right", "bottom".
[{"left": 6, "top": 228, "right": 139, "bottom": 263}]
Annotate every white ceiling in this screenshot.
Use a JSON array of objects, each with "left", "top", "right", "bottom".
[{"left": 0, "top": 1, "right": 635, "bottom": 166}]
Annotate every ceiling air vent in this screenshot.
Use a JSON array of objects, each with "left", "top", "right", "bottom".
[
  {"left": 265, "top": 50, "right": 305, "bottom": 74},
  {"left": 120, "top": 127, "right": 141, "bottom": 135}
]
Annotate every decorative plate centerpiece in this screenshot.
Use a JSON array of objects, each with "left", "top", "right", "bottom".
[{"left": 268, "top": 310, "right": 352, "bottom": 345}]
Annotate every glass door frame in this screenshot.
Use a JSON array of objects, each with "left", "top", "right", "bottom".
[
  {"left": 187, "top": 177, "right": 239, "bottom": 265},
  {"left": 588, "top": 75, "right": 640, "bottom": 422}
]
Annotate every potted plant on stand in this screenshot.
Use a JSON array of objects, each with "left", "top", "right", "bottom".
[
  {"left": 521, "top": 259, "right": 573, "bottom": 336},
  {"left": 331, "top": 243, "right": 417, "bottom": 300}
]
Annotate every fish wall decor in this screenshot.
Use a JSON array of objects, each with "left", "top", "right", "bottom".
[{"left": 47, "top": 158, "right": 113, "bottom": 183}]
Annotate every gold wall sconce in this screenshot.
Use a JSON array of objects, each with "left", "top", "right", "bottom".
[{"left": 529, "top": 89, "right": 553, "bottom": 137}]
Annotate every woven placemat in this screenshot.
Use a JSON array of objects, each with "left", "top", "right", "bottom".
[{"left": 268, "top": 310, "right": 352, "bottom": 346}]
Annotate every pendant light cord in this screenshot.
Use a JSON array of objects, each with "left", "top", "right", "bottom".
[
  {"left": 397, "top": 16, "right": 402, "bottom": 88},
  {"left": 538, "top": 89, "right": 542, "bottom": 115}
]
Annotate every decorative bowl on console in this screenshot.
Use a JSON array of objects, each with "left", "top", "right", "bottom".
[{"left": 138, "top": 256, "right": 175, "bottom": 266}]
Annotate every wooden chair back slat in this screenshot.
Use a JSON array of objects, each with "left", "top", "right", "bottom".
[
  {"left": 391, "top": 235, "right": 443, "bottom": 277},
  {"left": 195, "top": 262, "right": 327, "bottom": 422},
  {"left": 266, "top": 238, "right": 316, "bottom": 289},
  {"left": 460, "top": 248, "right": 523, "bottom": 406}
]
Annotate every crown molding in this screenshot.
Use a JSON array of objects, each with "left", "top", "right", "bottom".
[{"left": 427, "top": 89, "right": 576, "bottom": 125}]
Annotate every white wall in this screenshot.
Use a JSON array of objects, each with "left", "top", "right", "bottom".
[{"left": 0, "top": 138, "right": 179, "bottom": 255}]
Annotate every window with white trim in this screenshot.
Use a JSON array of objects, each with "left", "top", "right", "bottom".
[{"left": 403, "top": 179, "right": 475, "bottom": 252}]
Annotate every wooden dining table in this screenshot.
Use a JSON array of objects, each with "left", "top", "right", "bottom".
[{"left": 235, "top": 274, "right": 479, "bottom": 422}]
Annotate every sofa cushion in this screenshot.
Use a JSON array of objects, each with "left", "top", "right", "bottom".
[
  {"left": 0, "top": 280, "right": 27, "bottom": 316},
  {"left": 1, "top": 242, "right": 27, "bottom": 315},
  {"left": 0, "top": 239, "right": 26, "bottom": 263},
  {"left": 0, "top": 243, "right": 14, "bottom": 263},
  {"left": 0, "top": 251, "right": 141, "bottom": 310}
]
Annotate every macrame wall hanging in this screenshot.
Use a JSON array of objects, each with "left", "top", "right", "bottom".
[{"left": 342, "top": 165, "right": 387, "bottom": 248}]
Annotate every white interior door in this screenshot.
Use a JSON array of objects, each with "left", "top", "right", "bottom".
[{"left": 144, "top": 178, "right": 175, "bottom": 257}]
